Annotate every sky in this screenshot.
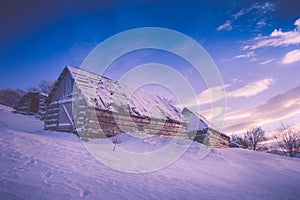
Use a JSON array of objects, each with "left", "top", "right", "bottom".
[{"left": 0, "top": 0, "right": 300, "bottom": 134}]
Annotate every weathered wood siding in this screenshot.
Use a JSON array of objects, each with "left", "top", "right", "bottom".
[
  {"left": 207, "top": 128, "right": 230, "bottom": 148},
  {"left": 75, "top": 108, "right": 188, "bottom": 139},
  {"left": 45, "top": 69, "right": 75, "bottom": 132},
  {"left": 181, "top": 108, "right": 230, "bottom": 148},
  {"left": 16, "top": 94, "right": 31, "bottom": 115},
  {"left": 16, "top": 92, "right": 47, "bottom": 117},
  {"left": 44, "top": 66, "right": 230, "bottom": 148}
]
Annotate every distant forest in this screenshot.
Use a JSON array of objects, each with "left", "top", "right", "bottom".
[
  {"left": 0, "top": 88, "right": 25, "bottom": 108},
  {"left": 0, "top": 80, "right": 54, "bottom": 108}
]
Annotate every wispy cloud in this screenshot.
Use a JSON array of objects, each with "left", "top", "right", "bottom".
[
  {"left": 224, "top": 85, "right": 300, "bottom": 133},
  {"left": 223, "top": 51, "right": 257, "bottom": 62},
  {"left": 217, "top": 2, "right": 275, "bottom": 32},
  {"left": 179, "top": 78, "right": 273, "bottom": 109},
  {"left": 234, "top": 51, "right": 257, "bottom": 62},
  {"left": 282, "top": 49, "right": 300, "bottom": 64},
  {"left": 234, "top": 51, "right": 255, "bottom": 59},
  {"left": 227, "top": 78, "right": 274, "bottom": 98},
  {"left": 238, "top": 18, "right": 300, "bottom": 64},
  {"left": 216, "top": 20, "right": 232, "bottom": 31},
  {"left": 259, "top": 58, "right": 276, "bottom": 65},
  {"left": 178, "top": 84, "right": 230, "bottom": 108},
  {"left": 243, "top": 18, "right": 300, "bottom": 50}
]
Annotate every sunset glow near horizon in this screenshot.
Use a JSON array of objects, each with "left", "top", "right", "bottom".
[{"left": 1, "top": 0, "right": 300, "bottom": 134}]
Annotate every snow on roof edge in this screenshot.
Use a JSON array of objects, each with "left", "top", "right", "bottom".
[{"left": 65, "top": 66, "right": 183, "bottom": 122}]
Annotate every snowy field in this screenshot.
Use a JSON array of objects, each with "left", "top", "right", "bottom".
[{"left": 0, "top": 104, "right": 300, "bottom": 200}]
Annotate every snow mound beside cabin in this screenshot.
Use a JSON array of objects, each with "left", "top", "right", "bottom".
[{"left": 0, "top": 104, "right": 300, "bottom": 200}]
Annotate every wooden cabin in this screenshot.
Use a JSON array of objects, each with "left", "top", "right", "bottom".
[
  {"left": 44, "top": 66, "right": 230, "bottom": 147},
  {"left": 44, "top": 66, "right": 187, "bottom": 138},
  {"left": 182, "top": 108, "right": 230, "bottom": 148},
  {"left": 15, "top": 92, "right": 47, "bottom": 118}
]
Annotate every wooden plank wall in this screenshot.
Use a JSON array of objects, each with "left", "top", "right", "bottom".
[
  {"left": 15, "top": 94, "right": 30, "bottom": 114},
  {"left": 44, "top": 67, "right": 230, "bottom": 147},
  {"left": 76, "top": 108, "right": 188, "bottom": 139},
  {"left": 45, "top": 70, "right": 75, "bottom": 131}
]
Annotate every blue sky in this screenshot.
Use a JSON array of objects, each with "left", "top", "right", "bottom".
[{"left": 1, "top": 0, "right": 300, "bottom": 134}]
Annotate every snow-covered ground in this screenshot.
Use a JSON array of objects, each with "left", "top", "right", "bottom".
[{"left": 0, "top": 104, "right": 300, "bottom": 200}]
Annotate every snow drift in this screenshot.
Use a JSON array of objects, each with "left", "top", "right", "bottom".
[{"left": 0, "top": 104, "right": 300, "bottom": 200}]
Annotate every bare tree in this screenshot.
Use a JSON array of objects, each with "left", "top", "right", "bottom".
[
  {"left": 231, "top": 127, "right": 266, "bottom": 151},
  {"left": 231, "top": 134, "right": 238, "bottom": 141},
  {"left": 28, "top": 80, "right": 54, "bottom": 95},
  {"left": 231, "top": 134, "right": 249, "bottom": 149},
  {"left": 112, "top": 134, "right": 121, "bottom": 151},
  {"left": 245, "top": 127, "right": 266, "bottom": 151},
  {"left": 274, "top": 124, "right": 300, "bottom": 157},
  {"left": 38, "top": 80, "right": 54, "bottom": 94},
  {"left": 0, "top": 88, "right": 25, "bottom": 107}
]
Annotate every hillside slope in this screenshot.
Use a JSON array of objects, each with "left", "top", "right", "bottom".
[{"left": 0, "top": 104, "right": 299, "bottom": 200}]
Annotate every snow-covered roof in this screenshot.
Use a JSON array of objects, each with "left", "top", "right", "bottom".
[
  {"left": 66, "top": 66, "right": 182, "bottom": 122},
  {"left": 182, "top": 107, "right": 229, "bottom": 139}
]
